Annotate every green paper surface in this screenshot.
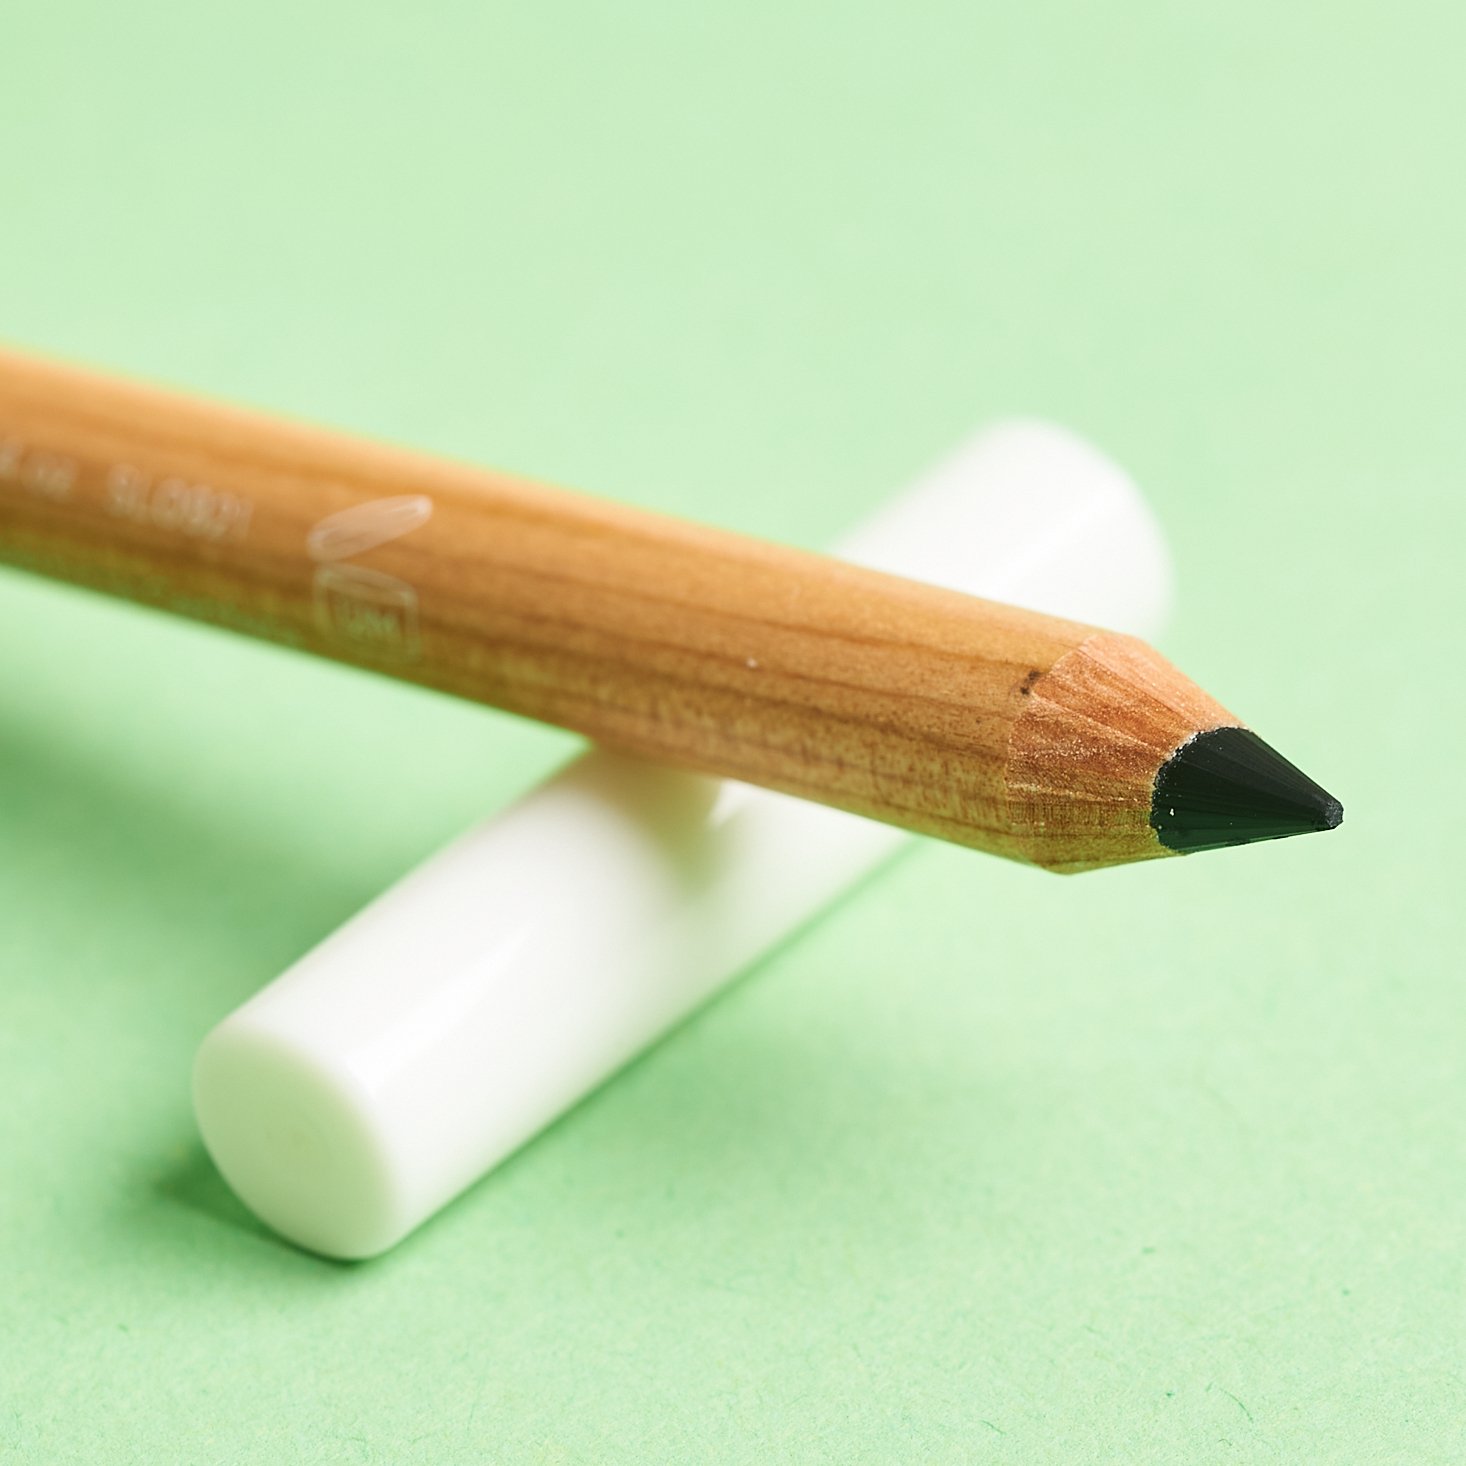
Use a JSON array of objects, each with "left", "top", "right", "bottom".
[{"left": 2, "top": 3, "right": 1461, "bottom": 1460}]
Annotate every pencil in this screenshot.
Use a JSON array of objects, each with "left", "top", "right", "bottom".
[
  {"left": 0, "top": 346, "right": 1340, "bottom": 872},
  {"left": 194, "top": 420, "right": 1176, "bottom": 1259}
]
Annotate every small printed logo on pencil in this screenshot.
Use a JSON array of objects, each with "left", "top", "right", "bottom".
[
  {"left": 308, "top": 495, "right": 433, "bottom": 660},
  {"left": 307, "top": 495, "right": 433, "bottom": 562}
]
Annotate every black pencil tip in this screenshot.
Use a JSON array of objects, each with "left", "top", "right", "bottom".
[{"left": 1151, "top": 726, "right": 1342, "bottom": 855}]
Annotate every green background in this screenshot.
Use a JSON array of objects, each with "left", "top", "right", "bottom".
[{"left": 1, "top": 3, "right": 1460, "bottom": 1461}]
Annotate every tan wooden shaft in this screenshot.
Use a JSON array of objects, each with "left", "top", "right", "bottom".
[{"left": 0, "top": 347, "right": 1233, "bottom": 869}]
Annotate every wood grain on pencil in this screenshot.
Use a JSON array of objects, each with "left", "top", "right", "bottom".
[{"left": 0, "top": 347, "right": 1340, "bottom": 871}]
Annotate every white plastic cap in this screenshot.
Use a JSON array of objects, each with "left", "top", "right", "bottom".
[{"left": 193, "top": 421, "right": 1174, "bottom": 1258}]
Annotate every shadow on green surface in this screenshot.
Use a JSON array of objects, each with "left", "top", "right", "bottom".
[
  {"left": 0, "top": 709, "right": 393, "bottom": 1011},
  {"left": 151, "top": 1140, "right": 283, "bottom": 1249},
  {"left": 134, "top": 1139, "right": 383, "bottom": 1282},
  {"left": 0, "top": 710, "right": 410, "bottom": 1270},
  {"left": 4, "top": 704, "right": 953, "bottom": 1280}
]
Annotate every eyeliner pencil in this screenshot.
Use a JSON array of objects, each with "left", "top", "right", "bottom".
[{"left": 0, "top": 346, "right": 1340, "bottom": 872}]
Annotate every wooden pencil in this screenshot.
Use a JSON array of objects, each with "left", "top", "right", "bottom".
[{"left": 0, "top": 346, "right": 1339, "bottom": 872}]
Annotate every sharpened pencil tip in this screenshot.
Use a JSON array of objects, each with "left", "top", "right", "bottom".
[{"left": 1150, "top": 727, "right": 1343, "bottom": 855}]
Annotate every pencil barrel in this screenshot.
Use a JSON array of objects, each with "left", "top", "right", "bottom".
[{"left": 0, "top": 348, "right": 1215, "bottom": 868}]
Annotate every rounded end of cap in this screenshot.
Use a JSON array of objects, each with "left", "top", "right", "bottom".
[{"left": 193, "top": 1022, "right": 408, "bottom": 1260}]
